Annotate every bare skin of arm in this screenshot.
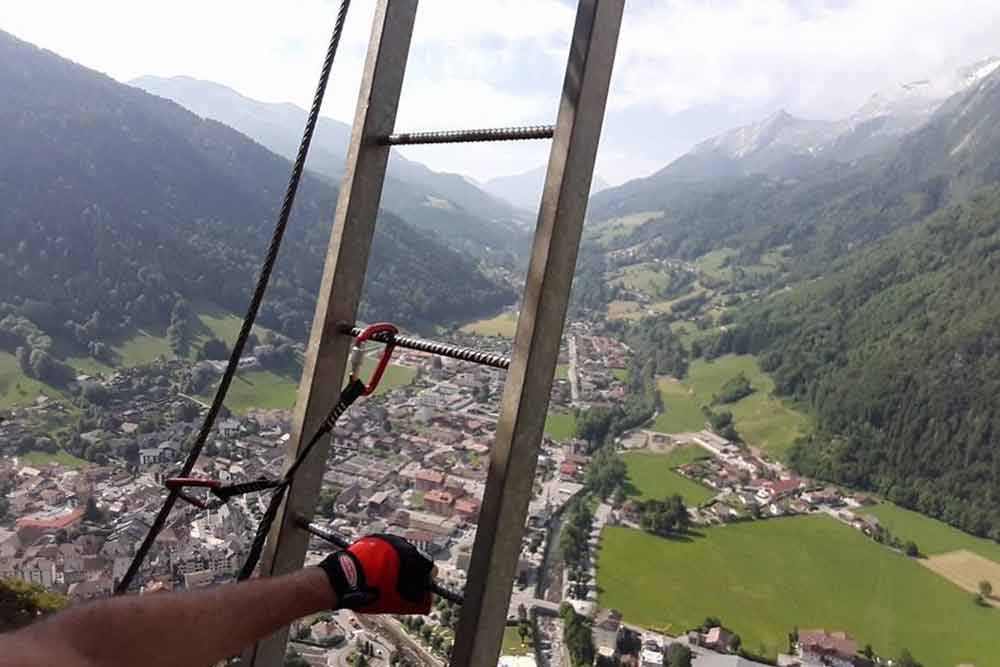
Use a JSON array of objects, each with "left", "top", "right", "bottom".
[{"left": 0, "top": 567, "right": 336, "bottom": 667}]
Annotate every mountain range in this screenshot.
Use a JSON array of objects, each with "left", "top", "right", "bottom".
[
  {"left": 481, "top": 165, "right": 610, "bottom": 213},
  {"left": 0, "top": 29, "right": 514, "bottom": 368},
  {"left": 589, "top": 56, "right": 1000, "bottom": 223},
  {"left": 131, "top": 75, "right": 531, "bottom": 263}
]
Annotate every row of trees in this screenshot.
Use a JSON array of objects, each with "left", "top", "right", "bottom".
[{"left": 560, "top": 603, "right": 595, "bottom": 667}]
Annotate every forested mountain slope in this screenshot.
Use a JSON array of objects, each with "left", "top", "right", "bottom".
[
  {"left": 131, "top": 76, "right": 530, "bottom": 262},
  {"left": 713, "top": 187, "right": 1000, "bottom": 539},
  {"left": 0, "top": 30, "right": 513, "bottom": 365}
]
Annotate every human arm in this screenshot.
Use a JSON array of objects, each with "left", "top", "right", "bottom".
[
  {"left": 0, "top": 534, "right": 435, "bottom": 667},
  {"left": 1, "top": 566, "right": 334, "bottom": 667}
]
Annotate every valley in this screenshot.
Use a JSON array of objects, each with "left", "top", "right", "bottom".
[{"left": 3, "top": 18, "right": 1000, "bottom": 667}]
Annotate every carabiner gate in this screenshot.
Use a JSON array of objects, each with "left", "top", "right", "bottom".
[{"left": 350, "top": 322, "right": 398, "bottom": 396}]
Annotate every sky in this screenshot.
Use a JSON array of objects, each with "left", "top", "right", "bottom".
[{"left": 3, "top": 0, "right": 1000, "bottom": 186}]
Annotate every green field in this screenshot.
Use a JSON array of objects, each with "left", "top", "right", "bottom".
[
  {"left": 611, "top": 368, "right": 629, "bottom": 382},
  {"left": 861, "top": 503, "right": 1000, "bottom": 564},
  {"left": 670, "top": 321, "right": 720, "bottom": 350},
  {"left": 598, "top": 517, "right": 1000, "bottom": 666},
  {"left": 652, "top": 378, "right": 705, "bottom": 433},
  {"left": 460, "top": 311, "right": 519, "bottom": 338},
  {"left": 612, "top": 263, "right": 668, "bottom": 297},
  {"left": 0, "top": 351, "right": 60, "bottom": 409},
  {"left": 200, "top": 358, "right": 416, "bottom": 415},
  {"left": 695, "top": 248, "right": 738, "bottom": 280},
  {"left": 585, "top": 211, "right": 665, "bottom": 246},
  {"left": 20, "top": 449, "right": 90, "bottom": 469},
  {"left": 555, "top": 364, "right": 569, "bottom": 380},
  {"left": 545, "top": 410, "right": 577, "bottom": 441},
  {"left": 650, "top": 356, "right": 810, "bottom": 458},
  {"left": 688, "top": 356, "right": 811, "bottom": 457},
  {"left": 607, "top": 300, "right": 645, "bottom": 321},
  {"left": 622, "top": 447, "right": 715, "bottom": 505},
  {"left": 115, "top": 329, "right": 174, "bottom": 366},
  {"left": 500, "top": 626, "right": 533, "bottom": 657}
]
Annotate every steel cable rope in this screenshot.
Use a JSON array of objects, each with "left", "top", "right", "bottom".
[{"left": 115, "top": 0, "right": 352, "bottom": 594}]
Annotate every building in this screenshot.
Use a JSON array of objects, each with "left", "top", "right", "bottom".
[
  {"left": 593, "top": 609, "right": 623, "bottom": 659},
  {"left": 414, "top": 469, "right": 446, "bottom": 492},
  {"left": 423, "top": 490, "right": 455, "bottom": 517},
  {"left": 703, "top": 626, "right": 735, "bottom": 652},
  {"left": 797, "top": 630, "right": 858, "bottom": 667},
  {"left": 454, "top": 498, "right": 481, "bottom": 524}
]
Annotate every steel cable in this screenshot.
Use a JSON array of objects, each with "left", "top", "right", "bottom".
[{"left": 115, "top": 0, "right": 353, "bottom": 594}]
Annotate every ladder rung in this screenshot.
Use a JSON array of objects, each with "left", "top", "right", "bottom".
[
  {"left": 383, "top": 124, "right": 554, "bottom": 145},
  {"left": 342, "top": 324, "right": 510, "bottom": 369}
]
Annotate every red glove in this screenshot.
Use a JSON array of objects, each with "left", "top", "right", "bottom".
[{"left": 319, "top": 534, "right": 434, "bottom": 614}]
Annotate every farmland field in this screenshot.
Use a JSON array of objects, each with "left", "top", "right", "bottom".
[
  {"left": 652, "top": 378, "right": 704, "bottom": 433},
  {"left": 921, "top": 550, "right": 1000, "bottom": 602},
  {"left": 650, "top": 355, "right": 811, "bottom": 458},
  {"left": 860, "top": 502, "right": 1000, "bottom": 563},
  {"left": 0, "top": 351, "right": 60, "bottom": 409},
  {"left": 607, "top": 300, "right": 644, "bottom": 321},
  {"left": 621, "top": 447, "right": 714, "bottom": 505},
  {"left": 199, "top": 357, "right": 416, "bottom": 415},
  {"left": 545, "top": 410, "right": 577, "bottom": 441},
  {"left": 585, "top": 211, "right": 665, "bottom": 246},
  {"left": 20, "top": 449, "right": 90, "bottom": 469},
  {"left": 597, "top": 516, "right": 1000, "bottom": 666},
  {"left": 460, "top": 310, "right": 519, "bottom": 338}
]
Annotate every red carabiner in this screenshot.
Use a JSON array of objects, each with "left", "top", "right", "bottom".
[{"left": 350, "top": 322, "right": 398, "bottom": 395}]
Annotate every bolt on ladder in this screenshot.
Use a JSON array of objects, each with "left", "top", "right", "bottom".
[{"left": 240, "top": 1, "right": 624, "bottom": 666}]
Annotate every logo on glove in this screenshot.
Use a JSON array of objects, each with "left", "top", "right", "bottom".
[{"left": 339, "top": 553, "right": 359, "bottom": 589}]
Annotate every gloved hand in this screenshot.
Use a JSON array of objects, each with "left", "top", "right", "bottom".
[{"left": 318, "top": 534, "right": 434, "bottom": 614}]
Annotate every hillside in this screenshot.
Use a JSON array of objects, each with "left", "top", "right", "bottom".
[
  {"left": 585, "top": 59, "right": 1000, "bottom": 273},
  {"left": 131, "top": 76, "right": 531, "bottom": 262},
  {"left": 0, "top": 30, "right": 514, "bottom": 372},
  {"left": 714, "top": 187, "right": 1000, "bottom": 539}
]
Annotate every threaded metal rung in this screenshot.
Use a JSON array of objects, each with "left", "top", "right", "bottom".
[
  {"left": 383, "top": 125, "right": 554, "bottom": 145},
  {"left": 341, "top": 325, "right": 510, "bottom": 369}
]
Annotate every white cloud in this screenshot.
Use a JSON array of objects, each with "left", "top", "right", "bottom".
[
  {"left": 613, "top": 0, "right": 1000, "bottom": 120},
  {"left": 2, "top": 0, "right": 999, "bottom": 184}
]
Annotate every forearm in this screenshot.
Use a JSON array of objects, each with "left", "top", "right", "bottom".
[{"left": 2, "top": 567, "right": 335, "bottom": 667}]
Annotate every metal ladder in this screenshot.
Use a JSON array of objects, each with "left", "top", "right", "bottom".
[{"left": 241, "top": 1, "right": 623, "bottom": 665}]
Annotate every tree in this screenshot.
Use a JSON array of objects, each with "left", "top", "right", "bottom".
[
  {"left": 561, "top": 604, "right": 595, "bottom": 667},
  {"left": 199, "top": 337, "right": 230, "bottom": 361},
  {"left": 174, "top": 401, "right": 200, "bottom": 423},
  {"left": 701, "top": 617, "right": 722, "bottom": 631},
  {"left": 727, "top": 633, "right": 742, "bottom": 654},
  {"left": 978, "top": 580, "right": 993, "bottom": 599},
  {"left": 665, "top": 643, "right": 692, "bottom": 667},
  {"left": 0, "top": 579, "right": 67, "bottom": 632},
  {"left": 518, "top": 620, "right": 531, "bottom": 644},
  {"left": 904, "top": 541, "right": 920, "bottom": 558},
  {"left": 896, "top": 648, "right": 921, "bottom": 667},
  {"left": 83, "top": 497, "right": 103, "bottom": 523},
  {"left": 862, "top": 644, "right": 874, "bottom": 660}
]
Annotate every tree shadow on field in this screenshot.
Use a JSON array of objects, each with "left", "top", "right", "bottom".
[{"left": 657, "top": 529, "right": 707, "bottom": 544}]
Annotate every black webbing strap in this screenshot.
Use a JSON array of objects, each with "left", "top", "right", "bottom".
[{"left": 237, "top": 378, "right": 365, "bottom": 581}]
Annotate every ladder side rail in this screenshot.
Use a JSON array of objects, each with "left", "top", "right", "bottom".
[
  {"left": 449, "top": 2, "right": 625, "bottom": 667},
  {"left": 240, "top": 2, "right": 419, "bottom": 664}
]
